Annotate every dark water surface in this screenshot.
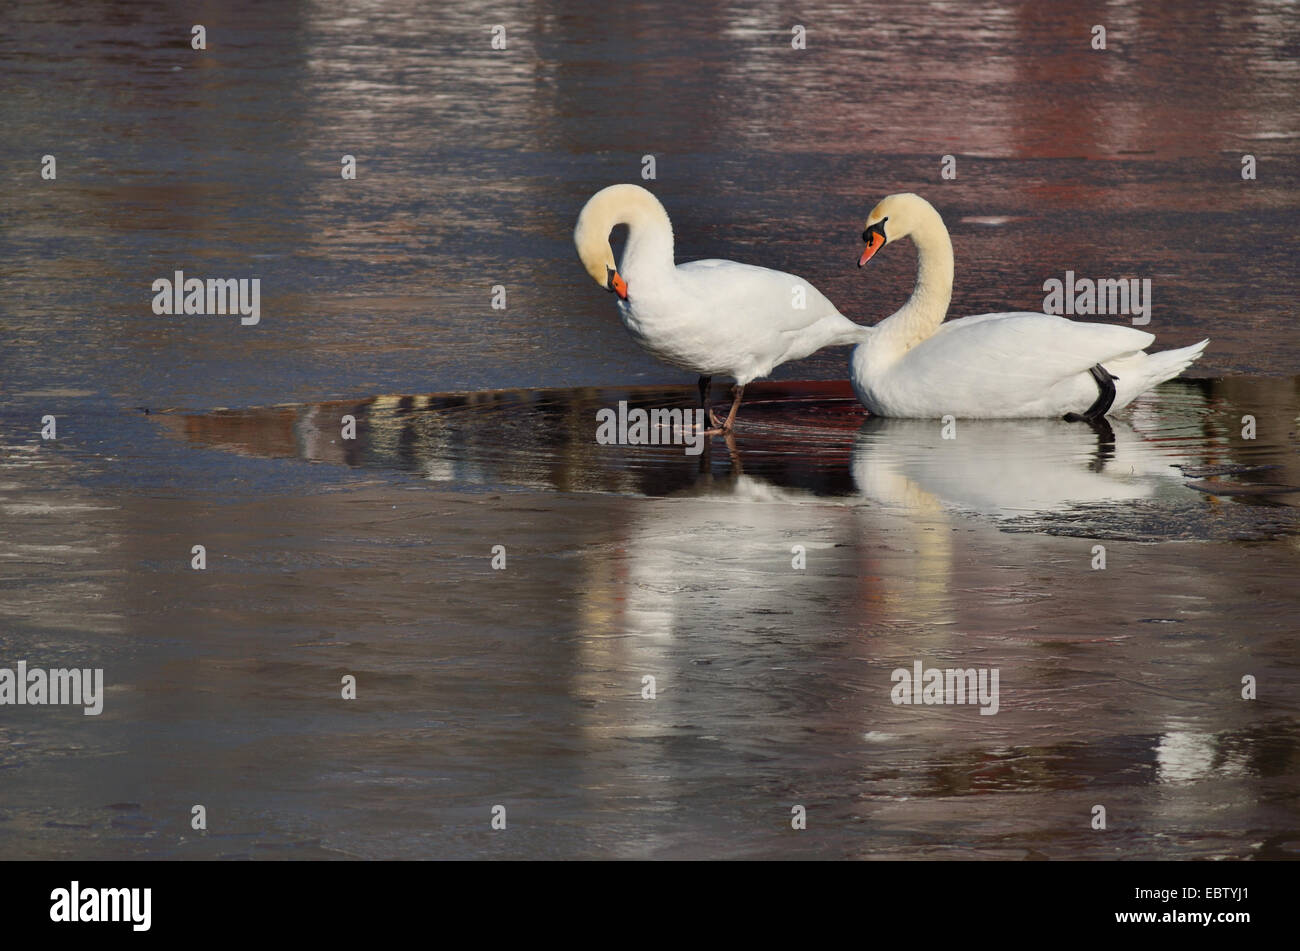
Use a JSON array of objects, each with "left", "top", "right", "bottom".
[{"left": 2, "top": 1, "right": 1299, "bottom": 859}]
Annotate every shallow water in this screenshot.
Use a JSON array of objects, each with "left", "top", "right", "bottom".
[
  {"left": 2, "top": 0, "right": 1299, "bottom": 859},
  {"left": 3, "top": 378, "right": 1298, "bottom": 859}
]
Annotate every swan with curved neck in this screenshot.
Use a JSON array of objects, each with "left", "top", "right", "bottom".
[
  {"left": 575, "top": 184, "right": 870, "bottom": 433},
  {"left": 850, "top": 193, "right": 1208, "bottom": 420}
]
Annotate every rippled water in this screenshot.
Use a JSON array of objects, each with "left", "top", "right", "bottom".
[{"left": 2, "top": 0, "right": 1299, "bottom": 859}]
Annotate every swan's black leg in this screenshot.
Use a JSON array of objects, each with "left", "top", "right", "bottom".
[
  {"left": 1064, "top": 364, "right": 1118, "bottom": 423},
  {"left": 697, "top": 375, "right": 720, "bottom": 429}
]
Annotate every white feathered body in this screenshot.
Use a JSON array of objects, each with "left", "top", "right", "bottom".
[
  {"left": 848, "top": 194, "right": 1208, "bottom": 419},
  {"left": 851, "top": 311, "right": 1208, "bottom": 419},
  {"left": 619, "top": 258, "right": 866, "bottom": 385},
  {"left": 575, "top": 184, "right": 867, "bottom": 387}
]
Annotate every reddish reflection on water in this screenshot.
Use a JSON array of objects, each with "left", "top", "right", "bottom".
[
  {"left": 3, "top": 0, "right": 1298, "bottom": 414},
  {"left": 1, "top": 0, "right": 1298, "bottom": 860}
]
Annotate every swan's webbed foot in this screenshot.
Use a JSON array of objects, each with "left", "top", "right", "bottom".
[
  {"left": 704, "top": 384, "right": 745, "bottom": 437},
  {"left": 704, "top": 414, "right": 733, "bottom": 437},
  {"left": 1064, "top": 364, "right": 1118, "bottom": 423}
]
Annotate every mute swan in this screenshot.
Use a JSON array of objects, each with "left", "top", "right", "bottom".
[
  {"left": 851, "top": 416, "right": 1192, "bottom": 517},
  {"left": 850, "top": 193, "right": 1208, "bottom": 420},
  {"left": 575, "top": 184, "right": 870, "bottom": 433}
]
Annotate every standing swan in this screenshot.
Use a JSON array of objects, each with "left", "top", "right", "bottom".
[
  {"left": 850, "top": 193, "right": 1208, "bottom": 419},
  {"left": 575, "top": 184, "right": 870, "bottom": 433}
]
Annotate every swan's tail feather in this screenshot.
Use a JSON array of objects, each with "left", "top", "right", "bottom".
[
  {"left": 1146, "top": 338, "right": 1209, "bottom": 385},
  {"left": 1108, "top": 339, "right": 1207, "bottom": 413},
  {"left": 846, "top": 324, "right": 877, "bottom": 345},
  {"left": 824, "top": 319, "right": 877, "bottom": 348}
]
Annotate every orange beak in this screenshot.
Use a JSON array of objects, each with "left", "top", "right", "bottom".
[
  {"left": 610, "top": 270, "right": 628, "bottom": 300},
  {"left": 858, "top": 231, "right": 884, "bottom": 267}
]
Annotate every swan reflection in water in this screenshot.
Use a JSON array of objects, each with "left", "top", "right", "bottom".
[
  {"left": 154, "top": 378, "right": 1300, "bottom": 846},
  {"left": 849, "top": 415, "right": 1188, "bottom": 517},
  {"left": 558, "top": 389, "right": 1296, "bottom": 832},
  {"left": 159, "top": 377, "right": 1296, "bottom": 520}
]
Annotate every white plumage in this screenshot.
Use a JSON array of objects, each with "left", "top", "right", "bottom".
[
  {"left": 575, "top": 184, "right": 869, "bottom": 431},
  {"left": 850, "top": 194, "right": 1208, "bottom": 419}
]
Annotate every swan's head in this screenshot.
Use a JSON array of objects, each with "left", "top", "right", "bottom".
[
  {"left": 574, "top": 184, "right": 658, "bottom": 301},
  {"left": 857, "top": 193, "right": 939, "bottom": 267}
]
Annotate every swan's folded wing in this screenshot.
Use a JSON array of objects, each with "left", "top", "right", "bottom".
[
  {"left": 918, "top": 313, "right": 1155, "bottom": 390},
  {"left": 676, "top": 259, "right": 845, "bottom": 330}
]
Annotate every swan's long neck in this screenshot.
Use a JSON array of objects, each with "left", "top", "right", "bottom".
[
  {"left": 618, "top": 196, "right": 675, "bottom": 282},
  {"left": 575, "top": 185, "right": 677, "bottom": 291},
  {"left": 878, "top": 208, "right": 953, "bottom": 352}
]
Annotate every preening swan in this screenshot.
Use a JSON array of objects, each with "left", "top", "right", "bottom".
[
  {"left": 575, "top": 184, "right": 870, "bottom": 433},
  {"left": 850, "top": 194, "right": 1208, "bottom": 419}
]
